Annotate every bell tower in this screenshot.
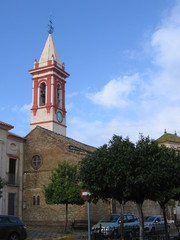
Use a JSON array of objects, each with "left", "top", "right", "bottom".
[{"left": 29, "top": 24, "right": 69, "bottom": 136}]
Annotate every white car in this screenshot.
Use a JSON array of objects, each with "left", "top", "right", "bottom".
[
  {"left": 144, "top": 215, "right": 170, "bottom": 234},
  {"left": 91, "top": 213, "right": 138, "bottom": 238}
]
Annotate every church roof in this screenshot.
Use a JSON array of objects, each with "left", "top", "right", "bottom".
[
  {"left": 157, "top": 132, "right": 180, "bottom": 144},
  {"left": 26, "top": 126, "right": 96, "bottom": 155},
  {"left": 8, "top": 132, "right": 26, "bottom": 142},
  {"left": 39, "top": 34, "right": 61, "bottom": 67}
]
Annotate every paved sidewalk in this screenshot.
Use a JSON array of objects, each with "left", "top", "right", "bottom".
[
  {"left": 26, "top": 225, "right": 180, "bottom": 240},
  {"left": 26, "top": 225, "right": 88, "bottom": 239}
]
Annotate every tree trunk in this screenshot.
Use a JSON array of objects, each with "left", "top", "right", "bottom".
[
  {"left": 64, "top": 203, "right": 68, "bottom": 232},
  {"left": 120, "top": 202, "right": 125, "bottom": 240},
  {"left": 136, "top": 202, "right": 145, "bottom": 240},
  {"left": 159, "top": 202, "right": 169, "bottom": 240}
]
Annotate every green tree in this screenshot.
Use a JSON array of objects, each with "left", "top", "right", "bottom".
[
  {"left": 148, "top": 145, "right": 180, "bottom": 240},
  {"left": 79, "top": 136, "right": 134, "bottom": 202},
  {"left": 79, "top": 135, "right": 135, "bottom": 239},
  {"left": 80, "top": 134, "right": 180, "bottom": 240},
  {"left": 108, "top": 135, "right": 135, "bottom": 239},
  {"left": 80, "top": 135, "right": 167, "bottom": 240},
  {"left": 123, "top": 135, "right": 160, "bottom": 240},
  {"left": 44, "top": 161, "right": 84, "bottom": 231}
]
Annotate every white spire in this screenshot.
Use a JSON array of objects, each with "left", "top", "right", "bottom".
[{"left": 39, "top": 34, "right": 61, "bottom": 67}]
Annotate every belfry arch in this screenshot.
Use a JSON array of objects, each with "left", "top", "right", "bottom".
[
  {"left": 39, "top": 82, "right": 46, "bottom": 106},
  {"left": 29, "top": 33, "right": 69, "bottom": 136},
  {"left": 56, "top": 83, "right": 62, "bottom": 108}
]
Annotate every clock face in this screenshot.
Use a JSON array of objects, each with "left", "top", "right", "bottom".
[{"left": 57, "top": 111, "right": 63, "bottom": 123}]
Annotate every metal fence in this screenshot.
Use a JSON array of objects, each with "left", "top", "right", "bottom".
[
  {"left": 90, "top": 226, "right": 180, "bottom": 240},
  {"left": 90, "top": 235, "right": 180, "bottom": 240}
]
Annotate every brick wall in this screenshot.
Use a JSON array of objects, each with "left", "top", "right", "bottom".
[
  {"left": 23, "top": 126, "right": 172, "bottom": 226},
  {"left": 23, "top": 127, "right": 109, "bottom": 225}
]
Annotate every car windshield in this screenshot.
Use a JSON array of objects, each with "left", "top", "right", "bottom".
[
  {"left": 9, "top": 217, "right": 22, "bottom": 224},
  {"left": 145, "top": 216, "right": 156, "bottom": 223},
  {"left": 100, "top": 214, "right": 120, "bottom": 223}
]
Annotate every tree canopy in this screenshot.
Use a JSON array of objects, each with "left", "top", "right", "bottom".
[
  {"left": 147, "top": 144, "right": 180, "bottom": 240},
  {"left": 44, "top": 161, "right": 84, "bottom": 231},
  {"left": 79, "top": 134, "right": 180, "bottom": 240},
  {"left": 79, "top": 135, "right": 135, "bottom": 239},
  {"left": 126, "top": 135, "right": 164, "bottom": 240},
  {"left": 79, "top": 136, "right": 134, "bottom": 204}
]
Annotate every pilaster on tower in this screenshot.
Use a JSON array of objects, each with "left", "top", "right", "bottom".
[{"left": 29, "top": 33, "right": 70, "bottom": 136}]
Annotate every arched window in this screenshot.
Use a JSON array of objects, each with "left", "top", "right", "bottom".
[
  {"left": 37, "top": 196, "right": 40, "bottom": 205},
  {"left": 57, "top": 83, "right": 62, "bottom": 108},
  {"left": 33, "top": 196, "right": 36, "bottom": 205},
  {"left": 39, "top": 82, "right": 46, "bottom": 106}
]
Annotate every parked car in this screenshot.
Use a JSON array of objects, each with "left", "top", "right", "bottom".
[
  {"left": 0, "top": 215, "right": 27, "bottom": 240},
  {"left": 144, "top": 215, "right": 170, "bottom": 234},
  {"left": 91, "top": 213, "right": 138, "bottom": 238}
]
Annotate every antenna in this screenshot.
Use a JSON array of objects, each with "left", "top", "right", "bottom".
[{"left": 48, "top": 15, "right": 54, "bottom": 34}]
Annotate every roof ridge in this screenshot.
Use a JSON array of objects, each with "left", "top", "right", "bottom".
[{"left": 29, "top": 126, "right": 96, "bottom": 149}]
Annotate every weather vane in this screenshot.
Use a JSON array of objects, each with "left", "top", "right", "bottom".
[{"left": 48, "top": 15, "right": 54, "bottom": 34}]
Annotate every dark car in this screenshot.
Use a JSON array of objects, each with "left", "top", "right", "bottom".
[{"left": 0, "top": 215, "right": 27, "bottom": 240}]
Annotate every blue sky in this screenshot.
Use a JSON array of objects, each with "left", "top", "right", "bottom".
[{"left": 1, "top": 0, "right": 180, "bottom": 147}]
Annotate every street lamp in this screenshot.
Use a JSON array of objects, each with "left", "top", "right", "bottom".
[{"left": 81, "top": 190, "right": 91, "bottom": 240}]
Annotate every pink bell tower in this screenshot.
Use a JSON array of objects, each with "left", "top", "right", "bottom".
[{"left": 29, "top": 24, "right": 69, "bottom": 136}]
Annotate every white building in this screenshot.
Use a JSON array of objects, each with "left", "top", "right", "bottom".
[{"left": 0, "top": 121, "right": 25, "bottom": 217}]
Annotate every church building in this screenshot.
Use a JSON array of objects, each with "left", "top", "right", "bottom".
[
  {"left": 22, "top": 30, "right": 110, "bottom": 225},
  {"left": 1, "top": 22, "right": 180, "bottom": 226}
]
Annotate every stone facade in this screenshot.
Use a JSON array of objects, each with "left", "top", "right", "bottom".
[
  {"left": 23, "top": 126, "right": 110, "bottom": 225},
  {"left": 116, "top": 200, "right": 162, "bottom": 217},
  {"left": 23, "top": 128, "right": 180, "bottom": 225}
]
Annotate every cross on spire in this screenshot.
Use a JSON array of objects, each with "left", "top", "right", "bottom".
[{"left": 48, "top": 15, "right": 54, "bottom": 34}]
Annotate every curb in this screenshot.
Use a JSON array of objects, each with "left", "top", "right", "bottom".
[{"left": 29, "top": 238, "right": 77, "bottom": 240}]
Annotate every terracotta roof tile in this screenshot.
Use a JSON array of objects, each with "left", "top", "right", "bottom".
[{"left": 0, "top": 121, "right": 14, "bottom": 130}]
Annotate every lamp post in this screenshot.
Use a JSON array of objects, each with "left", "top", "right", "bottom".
[
  {"left": 81, "top": 190, "right": 91, "bottom": 240},
  {"left": 87, "top": 200, "right": 91, "bottom": 240}
]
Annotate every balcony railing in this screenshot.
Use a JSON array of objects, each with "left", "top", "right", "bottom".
[{"left": 6, "top": 174, "right": 19, "bottom": 186}]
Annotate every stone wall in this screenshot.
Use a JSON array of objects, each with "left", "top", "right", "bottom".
[
  {"left": 23, "top": 126, "right": 176, "bottom": 225},
  {"left": 23, "top": 126, "right": 109, "bottom": 225}
]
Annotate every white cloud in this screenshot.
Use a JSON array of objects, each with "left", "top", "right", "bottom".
[
  {"left": 12, "top": 103, "right": 31, "bottom": 113},
  {"left": 68, "top": 116, "right": 153, "bottom": 147},
  {"left": 152, "top": 28, "right": 180, "bottom": 68},
  {"left": 87, "top": 2, "right": 180, "bottom": 111},
  {"left": 150, "top": 3, "right": 180, "bottom": 74},
  {"left": 66, "top": 103, "right": 73, "bottom": 111},
  {"left": 69, "top": 104, "right": 180, "bottom": 147},
  {"left": 12, "top": 103, "right": 31, "bottom": 125},
  {"left": 148, "top": 3, "right": 180, "bottom": 99},
  {"left": 150, "top": 106, "right": 180, "bottom": 135},
  {"left": 87, "top": 73, "right": 142, "bottom": 108},
  {"left": 69, "top": 2, "right": 180, "bottom": 146},
  {"left": 66, "top": 92, "right": 79, "bottom": 98}
]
